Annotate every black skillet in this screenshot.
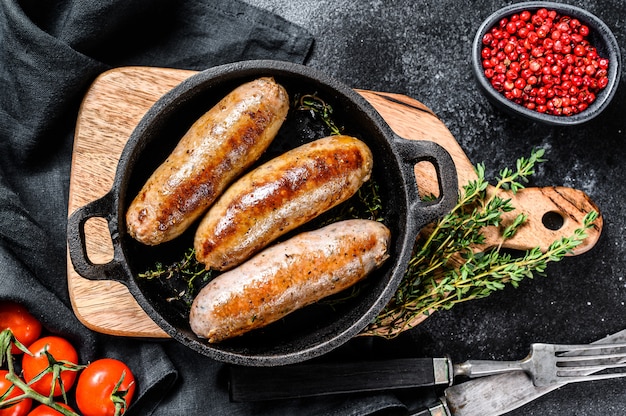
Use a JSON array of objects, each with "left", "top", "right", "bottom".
[{"left": 67, "top": 60, "right": 458, "bottom": 366}]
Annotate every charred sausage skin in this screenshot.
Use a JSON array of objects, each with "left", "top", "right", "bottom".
[
  {"left": 126, "top": 77, "right": 289, "bottom": 245},
  {"left": 194, "top": 135, "right": 374, "bottom": 270},
  {"left": 189, "top": 219, "right": 391, "bottom": 343}
]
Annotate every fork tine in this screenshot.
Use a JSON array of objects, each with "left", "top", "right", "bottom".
[
  {"left": 552, "top": 342, "right": 626, "bottom": 354},
  {"left": 557, "top": 362, "right": 626, "bottom": 374},
  {"left": 557, "top": 351, "right": 626, "bottom": 364},
  {"left": 554, "top": 372, "right": 626, "bottom": 384}
]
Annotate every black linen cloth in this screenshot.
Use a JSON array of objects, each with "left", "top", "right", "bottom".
[{"left": 0, "top": 0, "right": 428, "bottom": 414}]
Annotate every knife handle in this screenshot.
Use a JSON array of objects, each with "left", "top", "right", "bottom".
[{"left": 229, "top": 357, "right": 452, "bottom": 402}]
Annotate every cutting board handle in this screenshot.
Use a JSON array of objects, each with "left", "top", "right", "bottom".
[{"left": 67, "top": 191, "right": 127, "bottom": 284}]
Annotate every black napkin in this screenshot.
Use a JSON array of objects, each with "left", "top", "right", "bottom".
[{"left": 0, "top": 0, "right": 420, "bottom": 414}]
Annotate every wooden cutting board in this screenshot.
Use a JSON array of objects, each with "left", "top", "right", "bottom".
[{"left": 67, "top": 66, "right": 602, "bottom": 338}]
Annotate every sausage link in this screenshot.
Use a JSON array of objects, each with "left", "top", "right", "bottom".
[
  {"left": 194, "top": 135, "right": 374, "bottom": 270},
  {"left": 189, "top": 219, "right": 391, "bottom": 343},
  {"left": 126, "top": 77, "right": 289, "bottom": 245}
]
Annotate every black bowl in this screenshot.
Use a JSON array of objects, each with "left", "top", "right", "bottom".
[
  {"left": 472, "top": 1, "right": 621, "bottom": 126},
  {"left": 67, "top": 60, "right": 458, "bottom": 366}
]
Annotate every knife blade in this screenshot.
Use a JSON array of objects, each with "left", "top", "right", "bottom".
[{"left": 412, "top": 328, "right": 626, "bottom": 416}]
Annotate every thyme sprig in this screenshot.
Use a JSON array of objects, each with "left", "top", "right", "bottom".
[
  {"left": 295, "top": 94, "right": 343, "bottom": 136},
  {"left": 138, "top": 248, "right": 214, "bottom": 306},
  {"left": 367, "top": 148, "right": 598, "bottom": 337}
]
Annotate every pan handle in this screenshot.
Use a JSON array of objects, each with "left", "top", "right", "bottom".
[
  {"left": 391, "top": 135, "right": 458, "bottom": 230},
  {"left": 67, "top": 191, "right": 128, "bottom": 284}
]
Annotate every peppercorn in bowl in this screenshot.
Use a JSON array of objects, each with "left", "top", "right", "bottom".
[{"left": 472, "top": 2, "right": 621, "bottom": 126}]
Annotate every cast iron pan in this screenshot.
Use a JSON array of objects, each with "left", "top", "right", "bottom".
[{"left": 67, "top": 60, "right": 458, "bottom": 366}]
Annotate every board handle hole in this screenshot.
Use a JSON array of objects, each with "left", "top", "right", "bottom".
[{"left": 542, "top": 211, "right": 564, "bottom": 231}]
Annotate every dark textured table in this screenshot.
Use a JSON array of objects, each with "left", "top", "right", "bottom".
[{"left": 245, "top": 1, "right": 626, "bottom": 415}]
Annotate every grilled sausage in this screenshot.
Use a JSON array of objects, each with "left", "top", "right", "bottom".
[
  {"left": 194, "top": 135, "right": 374, "bottom": 270},
  {"left": 189, "top": 219, "right": 391, "bottom": 343},
  {"left": 126, "top": 77, "right": 289, "bottom": 245}
]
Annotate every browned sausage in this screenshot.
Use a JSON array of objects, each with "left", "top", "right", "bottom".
[
  {"left": 126, "top": 77, "right": 289, "bottom": 245},
  {"left": 189, "top": 219, "right": 391, "bottom": 343},
  {"left": 194, "top": 135, "right": 374, "bottom": 270}
]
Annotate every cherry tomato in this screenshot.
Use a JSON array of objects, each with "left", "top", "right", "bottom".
[
  {"left": 76, "top": 358, "right": 136, "bottom": 416},
  {"left": 26, "top": 403, "right": 73, "bottom": 416},
  {"left": 21, "top": 337, "right": 78, "bottom": 397},
  {"left": 0, "top": 302, "right": 42, "bottom": 355},
  {"left": 0, "top": 370, "right": 32, "bottom": 416}
]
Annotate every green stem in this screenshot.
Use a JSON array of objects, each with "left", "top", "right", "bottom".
[
  {"left": 0, "top": 329, "right": 79, "bottom": 416},
  {"left": 4, "top": 372, "right": 79, "bottom": 416}
]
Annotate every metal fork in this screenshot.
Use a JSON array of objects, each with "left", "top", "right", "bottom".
[{"left": 454, "top": 342, "right": 626, "bottom": 386}]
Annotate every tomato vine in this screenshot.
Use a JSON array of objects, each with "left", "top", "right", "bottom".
[{"left": 0, "top": 304, "right": 135, "bottom": 416}]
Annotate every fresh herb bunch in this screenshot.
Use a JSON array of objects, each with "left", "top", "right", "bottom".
[{"left": 367, "top": 148, "right": 599, "bottom": 337}]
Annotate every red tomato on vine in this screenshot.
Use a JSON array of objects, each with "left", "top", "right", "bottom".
[
  {"left": 75, "top": 358, "right": 136, "bottom": 416},
  {"left": 0, "top": 302, "right": 42, "bottom": 355},
  {"left": 21, "top": 337, "right": 79, "bottom": 397}
]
